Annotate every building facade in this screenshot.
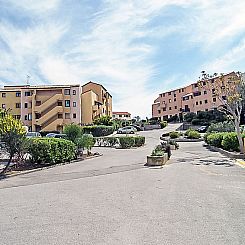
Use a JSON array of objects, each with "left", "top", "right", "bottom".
[
  {"left": 0, "top": 85, "right": 81, "bottom": 132},
  {"left": 112, "top": 112, "right": 131, "bottom": 120},
  {"left": 0, "top": 81, "right": 112, "bottom": 131},
  {"left": 152, "top": 73, "right": 235, "bottom": 120},
  {"left": 81, "top": 82, "right": 112, "bottom": 125}
]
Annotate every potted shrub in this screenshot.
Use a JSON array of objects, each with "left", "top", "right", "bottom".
[
  {"left": 168, "top": 139, "right": 179, "bottom": 150},
  {"left": 147, "top": 144, "right": 170, "bottom": 166}
]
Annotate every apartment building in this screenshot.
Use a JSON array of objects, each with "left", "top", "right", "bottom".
[
  {"left": 112, "top": 112, "right": 131, "bottom": 120},
  {"left": 81, "top": 81, "right": 112, "bottom": 125},
  {"left": 0, "top": 85, "right": 81, "bottom": 132},
  {"left": 152, "top": 73, "right": 235, "bottom": 120}
]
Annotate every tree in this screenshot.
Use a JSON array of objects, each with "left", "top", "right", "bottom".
[
  {"left": 63, "top": 124, "right": 82, "bottom": 143},
  {"left": 0, "top": 110, "right": 26, "bottom": 175},
  {"left": 93, "top": 116, "right": 112, "bottom": 126},
  {"left": 198, "top": 71, "right": 245, "bottom": 153}
]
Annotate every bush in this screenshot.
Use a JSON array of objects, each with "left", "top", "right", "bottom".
[
  {"left": 75, "top": 134, "right": 95, "bottom": 154},
  {"left": 134, "top": 136, "right": 145, "bottom": 147},
  {"left": 160, "top": 121, "right": 168, "bottom": 129},
  {"left": 28, "top": 138, "right": 76, "bottom": 164},
  {"left": 206, "top": 133, "right": 226, "bottom": 147},
  {"left": 63, "top": 124, "right": 82, "bottom": 142},
  {"left": 207, "top": 121, "right": 235, "bottom": 133},
  {"left": 169, "top": 131, "right": 180, "bottom": 139},
  {"left": 221, "top": 133, "right": 239, "bottom": 152},
  {"left": 186, "top": 130, "right": 201, "bottom": 139},
  {"left": 119, "top": 137, "right": 135, "bottom": 148},
  {"left": 82, "top": 125, "right": 114, "bottom": 137}
]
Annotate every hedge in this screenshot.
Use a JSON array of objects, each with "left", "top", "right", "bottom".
[
  {"left": 28, "top": 138, "right": 76, "bottom": 164},
  {"left": 160, "top": 121, "right": 168, "bottom": 129},
  {"left": 82, "top": 125, "right": 114, "bottom": 137},
  {"left": 186, "top": 130, "right": 201, "bottom": 139},
  {"left": 205, "top": 132, "right": 245, "bottom": 152},
  {"left": 95, "top": 136, "right": 145, "bottom": 148}
]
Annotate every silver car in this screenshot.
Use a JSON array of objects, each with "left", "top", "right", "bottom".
[
  {"left": 26, "top": 132, "right": 42, "bottom": 138},
  {"left": 117, "top": 126, "right": 137, "bottom": 134}
]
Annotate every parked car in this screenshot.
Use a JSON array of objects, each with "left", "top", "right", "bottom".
[
  {"left": 26, "top": 132, "right": 42, "bottom": 138},
  {"left": 117, "top": 126, "right": 137, "bottom": 134},
  {"left": 197, "top": 126, "right": 208, "bottom": 133},
  {"left": 130, "top": 125, "right": 143, "bottom": 131},
  {"left": 46, "top": 133, "right": 66, "bottom": 139}
]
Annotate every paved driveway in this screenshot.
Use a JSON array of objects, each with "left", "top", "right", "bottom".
[{"left": 0, "top": 123, "right": 244, "bottom": 245}]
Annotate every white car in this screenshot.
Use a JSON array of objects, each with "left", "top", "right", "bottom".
[
  {"left": 117, "top": 126, "right": 137, "bottom": 134},
  {"left": 26, "top": 132, "right": 42, "bottom": 138}
]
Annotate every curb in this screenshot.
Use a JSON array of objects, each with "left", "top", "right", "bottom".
[
  {"left": 235, "top": 159, "right": 245, "bottom": 168},
  {"left": 0, "top": 154, "right": 103, "bottom": 180}
]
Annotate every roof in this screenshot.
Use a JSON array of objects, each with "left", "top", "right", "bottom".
[
  {"left": 3, "top": 84, "right": 80, "bottom": 89},
  {"left": 82, "top": 81, "right": 112, "bottom": 97},
  {"left": 113, "top": 112, "right": 131, "bottom": 115}
]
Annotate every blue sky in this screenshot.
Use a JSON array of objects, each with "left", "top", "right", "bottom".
[{"left": 0, "top": 0, "right": 245, "bottom": 117}]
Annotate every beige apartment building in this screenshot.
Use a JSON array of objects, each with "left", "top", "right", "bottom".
[
  {"left": 152, "top": 72, "right": 235, "bottom": 120},
  {"left": 112, "top": 112, "right": 131, "bottom": 120},
  {"left": 81, "top": 82, "right": 112, "bottom": 125},
  {"left": 0, "top": 81, "right": 112, "bottom": 131}
]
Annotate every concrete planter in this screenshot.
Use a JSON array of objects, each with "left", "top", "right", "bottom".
[
  {"left": 170, "top": 145, "right": 176, "bottom": 150},
  {"left": 147, "top": 153, "right": 168, "bottom": 166}
]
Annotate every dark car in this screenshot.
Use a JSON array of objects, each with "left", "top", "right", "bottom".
[{"left": 197, "top": 126, "right": 208, "bottom": 133}]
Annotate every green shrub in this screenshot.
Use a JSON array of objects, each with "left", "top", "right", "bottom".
[
  {"left": 186, "top": 130, "right": 201, "bottom": 139},
  {"left": 207, "top": 121, "right": 235, "bottom": 133},
  {"left": 119, "top": 137, "right": 135, "bottom": 148},
  {"left": 206, "top": 133, "right": 226, "bottom": 147},
  {"left": 75, "top": 134, "right": 94, "bottom": 154},
  {"left": 160, "top": 121, "right": 168, "bottom": 129},
  {"left": 82, "top": 125, "right": 114, "bottom": 137},
  {"left": 134, "top": 136, "right": 145, "bottom": 147},
  {"left": 169, "top": 131, "right": 180, "bottom": 139},
  {"left": 221, "top": 133, "right": 239, "bottom": 152},
  {"left": 63, "top": 124, "right": 82, "bottom": 142},
  {"left": 28, "top": 138, "right": 76, "bottom": 164}
]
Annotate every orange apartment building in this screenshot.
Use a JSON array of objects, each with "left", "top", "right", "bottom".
[
  {"left": 0, "top": 81, "right": 112, "bottom": 131},
  {"left": 152, "top": 73, "right": 235, "bottom": 120},
  {"left": 81, "top": 81, "right": 112, "bottom": 125},
  {"left": 112, "top": 112, "right": 131, "bottom": 120}
]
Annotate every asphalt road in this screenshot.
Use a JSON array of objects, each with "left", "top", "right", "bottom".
[{"left": 0, "top": 123, "right": 244, "bottom": 245}]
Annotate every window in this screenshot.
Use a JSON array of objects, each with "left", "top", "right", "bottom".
[
  {"left": 16, "top": 103, "right": 21, "bottom": 108},
  {"left": 222, "top": 96, "right": 227, "bottom": 100},
  {"left": 200, "top": 101, "right": 202, "bottom": 105},
  {"left": 73, "top": 113, "right": 76, "bottom": 119},
  {"left": 182, "top": 88, "right": 184, "bottom": 92},
  {"left": 14, "top": 115, "right": 21, "bottom": 119},
  {"left": 16, "top": 92, "right": 21, "bottom": 97},
  {"left": 36, "top": 101, "right": 41, "bottom": 106},
  {"left": 2, "top": 93, "right": 6, "bottom": 98},
  {"left": 169, "top": 99, "right": 172, "bottom": 103},
  {"left": 25, "top": 91, "right": 31, "bottom": 96},
  {"left": 25, "top": 103, "right": 28, "bottom": 108},
  {"left": 168, "top": 92, "right": 171, "bottom": 95},
  {"left": 203, "top": 81, "right": 206, "bottom": 86},
  {"left": 58, "top": 114, "right": 63, "bottom": 119},
  {"left": 196, "top": 101, "right": 198, "bottom": 105},
  {"left": 158, "top": 110, "right": 161, "bottom": 114},
  {"left": 65, "top": 100, "right": 70, "bottom": 107},
  {"left": 162, "top": 93, "right": 165, "bottom": 97},
  {"left": 28, "top": 114, "right": 32, "bottom": 120},
  {"left": 205, "top": 109, "right": 208, "bottom": 111},
  {"left": 175, "top": 106, "right": 177, "bottom": 109},
  {"left": 65, "top": 113, "right": 70, "bottom": 119},
  {"left": 213, "top": 98, "right": 216, "bottom": 102},
  {"left": 205, "top": 100, "right": 208, "bottom": 104},
  {"left": 212, "top": 88, "right": 215, "bottom": 94},
  {"left": 64, "top": 89, "right": 70, "bottom": 95},
  {"left": 179, "top": 108, "right": 182, "bottom": 112},
  {"left": 163, "top": 107, "right": 166, "bottom": 111},
  {"left": 174, "top": 94, "right": 176, "bottom": 97},
  {"left": 169, "top": 107, "right": 172, "bottom": 110},
  {"left": 73, "top": 102, "right": 76, "bottom": 107},
  {"left": 58, "top": 101, "right": 62, "bottom": 106},
  {"left": 24, "top": 115, "right": 28, "bottom": 120},
  {"left": 73, "top": 90, "right": 76, "bottom": 95},
  {"left": 193, "top": 91, "right": 201, "bottom": 97},
  {"left": 2, "top": 104, "right": 6, "bottom": 109},
  {"left": 204, "top": 91, "right": 207, "bottom": 95},
  {"left": 194, "top": 83, "right": 198, "bottom": 88},
  {"left": 174, "top": 98, "right": 176, "bottom": 102},
  {"left": 179, "top": 89, "right": 181, "bottom": 93}
]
